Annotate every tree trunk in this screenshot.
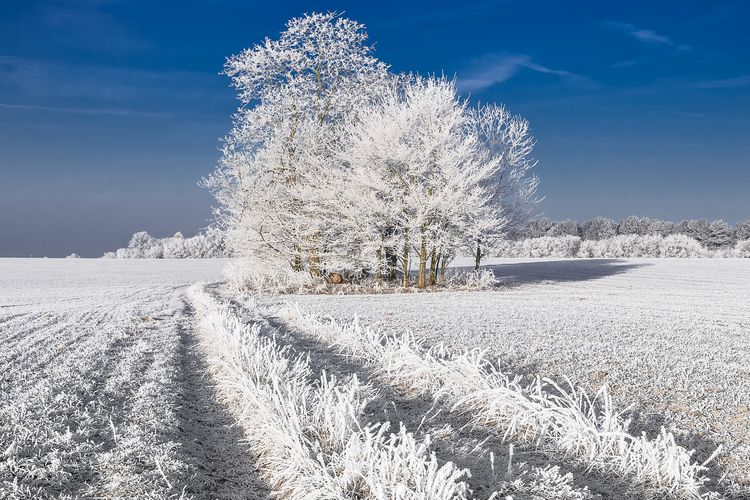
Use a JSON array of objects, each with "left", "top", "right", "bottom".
[
  {"left": 474, "top": 239, "right": 482, "bottom": 271},
  {"left": 308, "top": 234, "right": 321, "bottom": 277},
  {"left": 440, "top": 253, "right": 447, "bottom": 283},
  {"left": 429, "top": 247, "right": 437, "bottom": 285},
  {"left": 401, "top": 232, "right": 410, "bottom": 288},
  {"left": 309, "top": 253, "right": 321, "bottom": 277},
  {"left": 434, "top": 252, "right": 442, "bottom": 284},
  {"left": 417, "top": 228, "right": 427, "bottom": 288},
  {"left": 293, "top": 243, "right": 303, "bottom": 272},
  {"left": 387, "top": 247, "right": 398, "bottom": 281},
  {"left": 375, "top": 245, "right": 383, "bottom": 286}
]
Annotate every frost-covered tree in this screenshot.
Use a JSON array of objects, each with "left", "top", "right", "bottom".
[
  {"left": 617, "top": 216, "right": 653, "bottom": 236},
  {"left": 106, "top": 229, "right": 229, "bottom": 259},
  {"left": 580, "top": 217, "right": 617, "bottom": 240},
  {"left": 128, "top": 231, "right": 156, "bottom": 254},
  {"left": 736, "top": 219, "right": 750, "bottom": 241},
  {"left": 548, "top": 219, "right": 581, "bottom": 238},
  {"left": 675, "top": 219, "right": 711, "bottom": 243},
  {"left": 468, "top": 103, "right": 539, "bottom": 269},
  {"left": 206, "top": 13, "right": 538, "bottom": 288},
  {"left": 206, "top": 12, "right": 389, "bottom": 274},
  {"left": 523, "top": 218, "right": 556, "bottom": 238},
  {"left": 334, "top": 76, "right": 513, "bottom": 285},
  {"left": 646, "top": 219, "right": 675, "bottom": 236},
  {"left": 705, "top": 219, "right": 735, "bottom": 249}
]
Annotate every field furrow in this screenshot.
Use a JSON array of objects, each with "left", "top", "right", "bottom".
[
  {"left": 254, "top": 258, "right": 750, "bottom": 497},
  {"left": 0, "top": 259, "right": 263, "bottom": 499},
  {"left": 2, "top": 257, "right": 747, "bottom": 499}
]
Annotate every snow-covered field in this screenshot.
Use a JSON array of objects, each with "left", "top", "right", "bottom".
[
  {"left": 255, "top": 258, "right": 750, "bottom": 496},
  {"left": 2, "top": 257, "right": 748, "bottom": 498},
  {"left": 0, "top": 258, "right": 269, "bottom": 499}
]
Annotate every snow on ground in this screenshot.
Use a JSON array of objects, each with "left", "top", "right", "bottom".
[
  {"left": 203, "top": 286, "right": 619, "bottom": 498},
  {"left": 254, "top": 258, "right": 750, "bottom": 493},
  {"left": 3, "top": 257, "right": 748, "bottom": 498},
  {"left": 0, "top": 258, "right": 268, "bottom": 499}
]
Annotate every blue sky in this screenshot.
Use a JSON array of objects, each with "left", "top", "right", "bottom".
[{"left": 1, "top": 0, "right": 748, "bottom": 256}]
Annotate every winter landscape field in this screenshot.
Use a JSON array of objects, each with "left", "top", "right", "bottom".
[
  {"left": 2, "top": 257, "right": 748, "bottom": 499},
  {"left": 4, "top": 3, "right": 750, "bottom": 500}
]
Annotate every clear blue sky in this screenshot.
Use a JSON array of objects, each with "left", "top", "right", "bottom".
[{"left": 1, "top": 0, "right": 748, "bottom": 257}]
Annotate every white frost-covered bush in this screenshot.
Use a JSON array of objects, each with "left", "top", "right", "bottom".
[
  {"left": 498, "top": 236, "right": 582, "bottom": 258},
  {"left": 502, "top": 235, "right": 716, "bottom": 258},
  {"left": 446, "top": 269, "right": 499, "bottom": 289},
  {"left": 576, "top": 240, "right": 598, "bottom": 258},
  {"left": 595, "top": 234, "right": 662, "bottom": 258},
  {"left": 734, "top": 239, "right": 750, "bottom": 258},
  {"left": 104, "top": 229, "right": 230, "bottom": 259},
  {"left": 660, "top": 234, "right": 709, "bottom": 257},
  {"left": 579, "top": 234, "right": 707, "bottom": 258}
]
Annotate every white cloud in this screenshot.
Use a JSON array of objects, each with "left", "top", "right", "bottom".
[
  {"left": 457, "top": 53, "right": 589, "bottom": 93},
  {"left": 607, "top": 22, "right": 689, "bottom": 50}
]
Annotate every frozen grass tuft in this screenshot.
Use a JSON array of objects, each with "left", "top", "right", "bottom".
[
  {"left": 445, "top": 269, "right": 500, "bottom": 289},
  {"left": 0, "top": 291, "right": 193, "bottom": 499},
  {"left": 187, "top": 285, "right": 471, "bottom": 499},
  {"left": 280, "top": 307, "right": 721, "bottom": 499},
  {"left": 224, "top": 261, "right": 502, "bottom": 295},
  {"left": 223, "top": 259, "right": 319, "bottom": 294},
  {"left": 493, "top": 464, "right": 593, "bottom": 500}
]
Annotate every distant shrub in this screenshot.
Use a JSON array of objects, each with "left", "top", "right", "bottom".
[
  {"left": 497, "top": 236, "right": 581, "bottom": 258},
  {"left": 579, "top": 235, "right": 709, "bottom": 258},
  {"left": 735, "top": 239, "right": 750, "bottom": 258},
  {"left": 586, "top": 235, "right": 662, "bottom": 258},
  {"left": 105, "top": 229, "right": 230, "bottom": 259},
  {"left": 502, "top": 235, "right": 712, "bottom": 258},
  {"left": 523, "top": 217, "right": 750, "bottom": 247},
  {"left": 659, "top": 234, "right": 708, "bottom": 257}
]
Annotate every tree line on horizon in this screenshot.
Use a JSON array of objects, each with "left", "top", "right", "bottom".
[{"left": 518, "top": 216, "right": 750, "bottom": 250}]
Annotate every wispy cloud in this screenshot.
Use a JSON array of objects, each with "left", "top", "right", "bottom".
[
  {"left": 606, "top": 22, "right": 689, "bottom": 50},
  {"left": 457, "top": 53, "right": 593, "bottom": 93}
]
